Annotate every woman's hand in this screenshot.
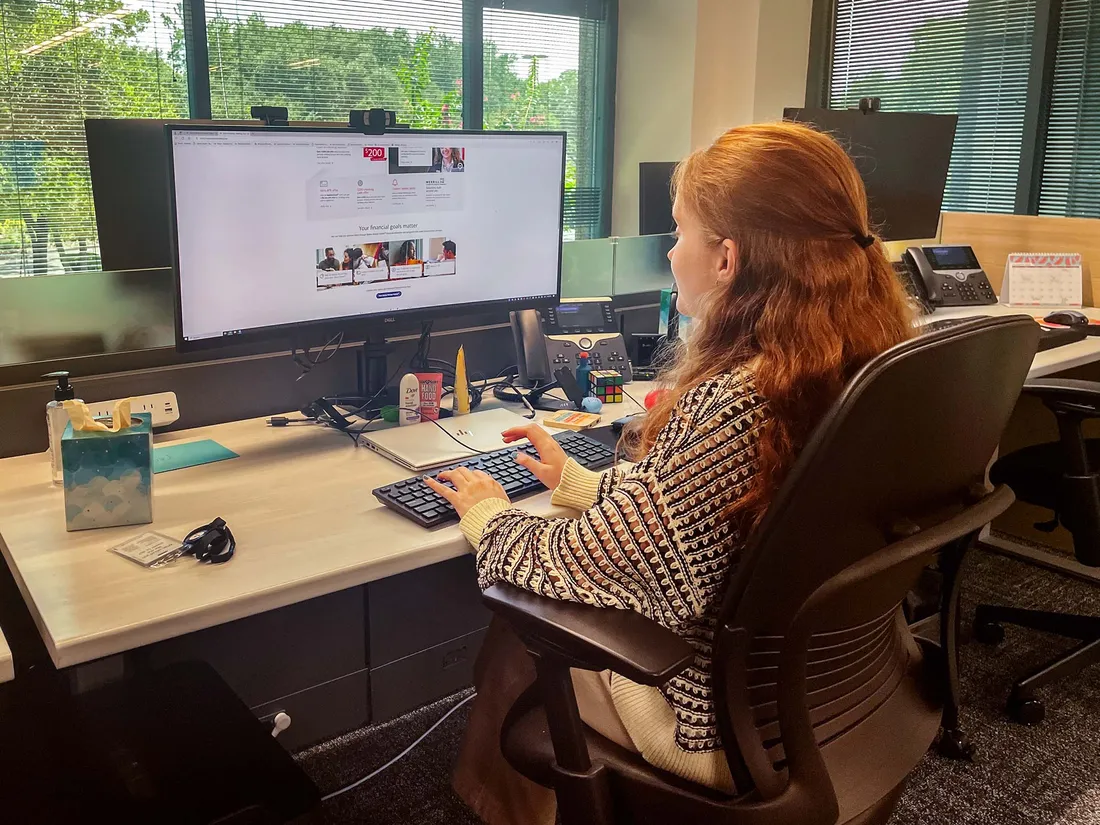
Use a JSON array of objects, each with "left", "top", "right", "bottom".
[
  {"left": 502, "top": 424, "right": 568, "bottom": 491},
  {"left": 425, "top": 467, "right": 509, "bottom": 519}
]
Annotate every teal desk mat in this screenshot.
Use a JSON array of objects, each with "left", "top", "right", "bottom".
[{"left": 153, "top": 439, "right": 238, "bottom": 474}]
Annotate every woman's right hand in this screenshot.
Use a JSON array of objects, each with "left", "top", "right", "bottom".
[{"left": 502, "top": 424, "right": 568, "bottom": 490}]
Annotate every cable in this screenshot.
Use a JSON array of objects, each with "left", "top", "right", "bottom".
[
  {"left": 292, "top": 331, "right": 345, "bottom": 381},
  {"left": 321, "top": 692, "right": 476, "bottom": 802},
  {"left": 621, "top": 385, "right": 646, "bottom": 411}
]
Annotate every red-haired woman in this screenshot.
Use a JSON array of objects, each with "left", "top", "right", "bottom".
[{"left": 429, "top": 122, "right": 915, "bottom": 825}]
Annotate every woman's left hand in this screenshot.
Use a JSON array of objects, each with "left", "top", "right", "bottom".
[{"left": 425, "top": 467, "right": 510, "bottom": 519}]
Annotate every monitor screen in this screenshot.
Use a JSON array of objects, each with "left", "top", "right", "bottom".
[
  {"left": 782, "top": 108, "right": 958, "bottom": 242},
  {"left": 168, "top": 126, "right": 565, "bottom": 348}
]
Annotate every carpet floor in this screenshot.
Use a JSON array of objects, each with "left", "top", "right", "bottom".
[{"left": 296, "top": 547, "right": 1100, "bottom": 824}]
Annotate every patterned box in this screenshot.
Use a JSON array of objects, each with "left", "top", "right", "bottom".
[
  {"left": 590, "top": 369, "right": 624, "bottom": 404},
  {"left": 61, "top": 413, "right": 153, "bottom": 532}
]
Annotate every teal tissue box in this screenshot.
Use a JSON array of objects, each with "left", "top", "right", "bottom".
[{"left": 62, "top": 413, "right": 153, "bottom": 531}]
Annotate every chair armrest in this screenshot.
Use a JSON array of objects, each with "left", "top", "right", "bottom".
[
  {"left": 1023, "top": 378, "right": 1100, "bottom": 415},
  {"left": 482, "top": 583, "right": 694, "bottom": 686}
]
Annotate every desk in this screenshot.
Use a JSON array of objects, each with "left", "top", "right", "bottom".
[
  {"left": 0, "top": 392, "right": 647, "bottom": 672},
  {"left": 0, "top": 628, "right": 11, "bottom": 683},
  {"left": 925, "top": 304, "right": 1100, "bottom": 377}
]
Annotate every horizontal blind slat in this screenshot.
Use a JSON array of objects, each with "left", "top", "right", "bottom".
[{"left": 829, "top": 0, "right": 1036, "bottom": 215}]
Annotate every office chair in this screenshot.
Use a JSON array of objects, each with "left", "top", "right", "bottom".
[
  {"left": 481, "top": 315, "right": 1039, "bottom": 825},
  {"left": 977, "top": 378, "right": 1100, "bottom": 724}
]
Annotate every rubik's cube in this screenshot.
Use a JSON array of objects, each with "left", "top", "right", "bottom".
[{"left": 590, "top": 370, "right": 624, "bottom": 404}]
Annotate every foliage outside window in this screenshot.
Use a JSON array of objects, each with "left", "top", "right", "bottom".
[{"left": 0, "top": 0, "right": 612, "bottom": 278}]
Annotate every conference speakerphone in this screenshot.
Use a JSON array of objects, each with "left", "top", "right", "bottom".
[{"left": 542, "top": 298, "right": 632, "bottom": 381}]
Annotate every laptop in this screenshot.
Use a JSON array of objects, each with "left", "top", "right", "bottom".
[{"left": 361, "top": 407, "right": 534, "bottom": 471}]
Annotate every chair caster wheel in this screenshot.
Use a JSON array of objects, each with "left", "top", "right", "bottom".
[
  {"left": 937, "top": 729, "right": 974, "bottom": 761},
  {"left": 973, "top": 620, "right": 1005, "bottom": 645},
  {"left": 1007, "top": 695, "right": 1045, "bottom": 725}
]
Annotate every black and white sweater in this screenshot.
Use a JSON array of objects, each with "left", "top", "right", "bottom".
[{"left": 460, "top": 369, "right": 766, "bottom": 790}]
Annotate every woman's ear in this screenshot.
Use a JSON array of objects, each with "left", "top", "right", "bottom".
[{"left": 716, "top": 239, "right": 737, "bottom": 285}]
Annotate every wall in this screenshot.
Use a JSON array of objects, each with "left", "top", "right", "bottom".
[
  {"left": 610, "top": 0, "right": 698, "bottom": 237},
  {"left": 611, "top": 0, "right": 814, "bottom": 235}
]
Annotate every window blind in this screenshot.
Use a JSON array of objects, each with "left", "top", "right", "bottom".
[
  {"left": 0, "top": 0, "right": 186, "bottom": 277},
  {"left": 483, "top": 4, "right": 604, "bottom": 239},
  {"left": 1038, "top": 0, "right": 1100, "bottom": 218},
  {"left": 204, "top": 0, "right": 464, "bottom": 127},
  {"left": 828, "top": 0, "right": 1037, "bottom": 216}
]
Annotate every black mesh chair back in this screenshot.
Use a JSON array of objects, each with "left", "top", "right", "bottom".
[{"left": 713, "top": 315, "right": 1039, "bottom": 819}]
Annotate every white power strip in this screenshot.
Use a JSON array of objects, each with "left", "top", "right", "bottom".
[{"left": 85, "top": 392, "right": 180, "bottom": 428}]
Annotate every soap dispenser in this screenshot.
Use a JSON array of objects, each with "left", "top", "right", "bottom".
[{"left": 44, "top": 371, "right": 80, "bottom": 486}]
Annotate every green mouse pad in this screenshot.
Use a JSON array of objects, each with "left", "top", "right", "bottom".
[{"left": 153, "top": 439, "right": 239, "bottom": 474}]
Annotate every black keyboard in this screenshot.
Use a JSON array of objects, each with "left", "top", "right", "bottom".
[{"left": 372, "top": 431, "right": 617, "bottom": 528}]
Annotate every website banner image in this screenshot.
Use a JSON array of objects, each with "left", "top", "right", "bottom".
[
  {"left": 312, "top": 236, "right": 458, "bottom": 291},
  {"left": 308, "top": 144, "right": 466, "bottom": 222}
]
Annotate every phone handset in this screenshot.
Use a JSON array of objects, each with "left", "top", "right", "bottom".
[
  {"left": 903, "top": 247, "right": 940, "bottom": 307},
  {"left": 509, "top": 309, "right": 553, "bottom": 386}
]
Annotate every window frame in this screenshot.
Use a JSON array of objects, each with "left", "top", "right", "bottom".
[{"left": 806, "top": 0, "right": 1073, "bottom": 217}]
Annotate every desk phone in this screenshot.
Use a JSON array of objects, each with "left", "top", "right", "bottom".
[
  {"left": 902, "top": 246, "right": 998, "bottom": 308},
  {"left": 511, "top": 298, "right": 632, "bottom": 383}
]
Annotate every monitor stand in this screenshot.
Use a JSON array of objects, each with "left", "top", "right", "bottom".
[{"left": 356, "top": 333, "right": 399, "bottom": 413}]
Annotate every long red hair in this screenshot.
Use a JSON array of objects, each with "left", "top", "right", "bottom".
[{"left": 630, "top": 122, "right": 914, "bottom": 535}]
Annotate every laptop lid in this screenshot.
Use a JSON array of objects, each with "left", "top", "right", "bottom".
[{"left": 361, "top": 408, "right": 533, "bottom": 471}]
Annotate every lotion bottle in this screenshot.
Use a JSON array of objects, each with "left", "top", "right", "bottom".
[{"left": 399, "top": 373, "right": 421, "bottom": 426}]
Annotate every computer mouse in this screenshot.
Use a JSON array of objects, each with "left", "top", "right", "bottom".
[{"left": 1043, "top": 310, "right": 1090, "bottom": 327}]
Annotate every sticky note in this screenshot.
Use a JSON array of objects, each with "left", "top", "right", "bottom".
[{"left": 153, "top": 439, "right": 238, "bottom": 474}]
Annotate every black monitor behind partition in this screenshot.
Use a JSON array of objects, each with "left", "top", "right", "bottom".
[
  {"left": 86, "top": 118, "right": 186, "bottom": 273},
  {"left": 783, "top": 108, "right": 958, "bottom": 241},
  {"left": 639, "top": 161, "right": 678, "bottom": 236}
]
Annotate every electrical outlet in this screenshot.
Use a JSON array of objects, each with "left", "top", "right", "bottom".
[{"left": 85, "top": 392, "right": 179, "bottom": 429}]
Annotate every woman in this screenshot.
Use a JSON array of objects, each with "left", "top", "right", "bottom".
[
  {"left": 441, "top": 146, "right": 465, "bottom": 172},
  {"left": 428, "top": 122, "right": 915, "bottom": 825}
]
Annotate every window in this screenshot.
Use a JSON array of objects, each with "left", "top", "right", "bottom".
[
  {"left": 0, "top": 0, "right": 186, "bottom": 277},
  {"left": 0, "top": 0, "right": 615, "bottom": 279},
  {"left": 483, "top": 4, "right": 604, "bottom": 239},
  {"left": 203, "top": 0, "right": 464, "bottom": 127},
  {"left": 1039, "top": 0, "right": 1100, "bottom": 218},
  {"left": 828, "top": 0, "right": 1037, "bottom": 215}
]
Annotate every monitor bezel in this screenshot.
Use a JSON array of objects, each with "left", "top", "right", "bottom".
[{"left": 167, "top": 123, "right": 566, "bottom": 354}]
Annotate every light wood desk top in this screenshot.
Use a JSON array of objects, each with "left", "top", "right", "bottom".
[
  {"left": 0, "top": 628, "right": 11, "bottom": 683},
  {"left": 0, "top": 391, "right": 647, "bottom": 670}
]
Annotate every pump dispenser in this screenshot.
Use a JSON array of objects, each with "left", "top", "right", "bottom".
[{"left": 44, "top": 371, "right": 81, "bottom": 485}]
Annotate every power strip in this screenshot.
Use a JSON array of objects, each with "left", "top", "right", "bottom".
[{"left": 85, "top": 392, "right": 179, "bottom": 428}]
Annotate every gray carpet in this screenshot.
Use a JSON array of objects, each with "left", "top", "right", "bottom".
[{"left": 295, "top": 547, "right": 1100, "bottom": 824}]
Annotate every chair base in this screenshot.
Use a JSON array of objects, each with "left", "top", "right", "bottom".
[{"left": 973, "top": 605, "right": 1100, "bottom": 725}]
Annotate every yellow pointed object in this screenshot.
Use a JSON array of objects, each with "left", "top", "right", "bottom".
[{"left": 454, "top": 346, "right": 470, "bottom": 415}]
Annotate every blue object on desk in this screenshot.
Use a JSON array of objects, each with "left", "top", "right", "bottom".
[
  {"left": 154, "top": 439, "right": 238, "bottom": 474},
  {"left": 582, "top": 396, "right": 603, "bottom": 413}
]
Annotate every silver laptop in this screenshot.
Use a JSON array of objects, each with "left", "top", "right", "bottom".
[{"left": 361, "top": 407, "right": 534, "bottom": 471}]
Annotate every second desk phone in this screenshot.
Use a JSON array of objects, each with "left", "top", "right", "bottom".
[
  {"left": 511, "top": 298, "right": 633, "bottom": 384},
  {"left": 902, "top": 245, "right": 998, "bottom": 308}
]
